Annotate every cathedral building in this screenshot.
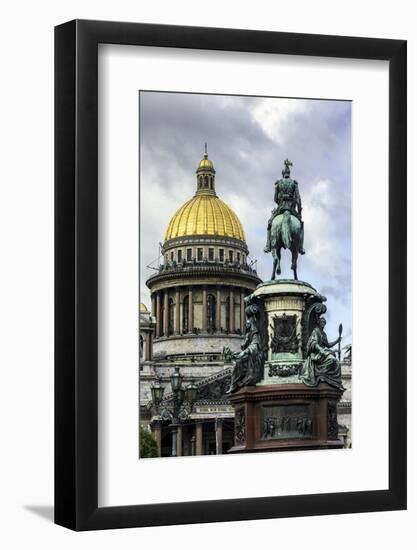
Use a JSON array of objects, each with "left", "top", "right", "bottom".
[
  {"left": 147, "top": 145, "right": 261, "bottom": 354},
  {"left": 140, "top": 147, "right": 261, "bottom": 456}
]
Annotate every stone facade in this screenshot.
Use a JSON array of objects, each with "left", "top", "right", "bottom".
[
  {"left": 152, "top": 334, "right": 243, "bottom": 357},
  {"left": 139, "top": 303, "right": 155, "bottom": 362},
  {"left": 338, "top": 360, "right": 352, "bottom": 447}
]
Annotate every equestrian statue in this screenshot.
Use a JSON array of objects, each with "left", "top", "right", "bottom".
[{"left": 264, "top": 158, "right": 305, "bottom": 280}]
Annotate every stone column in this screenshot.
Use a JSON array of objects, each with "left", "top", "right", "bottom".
[
  {"left": 240, "top": 289, "right": 245, "bottom": 332},
  {"left": 175, "top": 287, "right": 180, "bottom": 334},
  {"left": 195, "top": 420, "right": 203, "bottom": 456},
  {"left": 202, "top": 286, "right": 207, "bottom": 332},
  {"left": 229, "top": 286, "right": 235, "bottom": 333},
  {"left": 163, "top": 289, "right": 169, "bottom": 337},
  {"left": 215, "top": 418, "right": 223, "bottom": 455},
  {"left": 176, "top": 425, "right": 183, "bottom": 457},
  {"left": 152, "top": 421, "right": 162, "bottom": 457},
  {"left": 190, "top": 434, "right": 196, "bottom": 456},
  {"left": 151, "top": 293, "right": 156, "bottom": 338},
  {"left": 156, "top": 291, "right": 161, "bottom": 338},
  {"left": 188, "top": 287, "right": 193, "bottom": 332},
  {"left": 216, "top": 286, "right": 221, "bottom": 331}
]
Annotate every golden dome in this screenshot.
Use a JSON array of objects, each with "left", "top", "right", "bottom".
[
  {"left": 197, "top": 157, "right": 214, "bottom": 171},
  {"left": 196, "top": 143, "right": 215, "bottom": 173},
  {"left": 164, "top": 194, "right": 246, "bottom": 242},
  {"left": 140, "top": 302, "right": 149, "bottom": 312}
]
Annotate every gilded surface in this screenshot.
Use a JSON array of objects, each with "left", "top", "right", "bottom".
[
  {"left": 164, "top": 195, "right": 246, "bottom": 241},
  {"left": 197, "top": 157, "right": 214, "bottom": 170}
]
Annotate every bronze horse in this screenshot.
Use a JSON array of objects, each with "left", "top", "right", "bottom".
[{"left": 270, "top": 210, "right": 303, "bottom": 280}]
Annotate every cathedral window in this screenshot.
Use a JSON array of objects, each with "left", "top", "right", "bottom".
[
  {"left": 159, "top": 298, "right": 164, "bottom": 337},
  {"left": 225, "top": 296, "right": 230, "bottom": 332},
  {"left": 170, "top": 251, "right": 174, "bottom": 262},
  {"left": 186, "top": 248, "right": 192, "bottom": 261},
  {"left": 207, "top": 294, "right": 216, "bottom": 332},
  {"left": 219, "top": 248, "right": 224, "bottom": 262},
  {"left": 237, "top": 252, "right": 241, "bottom": 263},
  {"left": 168, "top": 298, "right": 174, "bottom": 335},
  {"left": 197, "top": 248, "right": 203, "bottom": 261},
  {"left": 139, "top": 334, "right": 144, "bottom": 360},
  {"left": 208, "top": 247, "right": 214, "bottom": 261},
  {"left": 177, "top": 249, "right": 182, "bottom": 263},
  {"left": 182, "top": 296, "right": 189, "bottom": 332},
  {"left": 229, "top": 250, "right": 233, "bottom": 262}
]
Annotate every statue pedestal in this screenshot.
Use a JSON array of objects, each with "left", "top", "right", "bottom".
[
  {"left": 228, "top": 383, "right": 344, "bottom": 453},
  {"left": 227, "top": 279, "right": 345, "bottom": 452},
  {"left": 255, "top": 279, "right": 325, "bottom": 384}
]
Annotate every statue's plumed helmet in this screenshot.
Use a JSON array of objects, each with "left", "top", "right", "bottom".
[{"left": 282, "top": 158, "right": 292, "bottom": 177}]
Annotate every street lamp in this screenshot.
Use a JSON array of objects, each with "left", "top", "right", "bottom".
[
  {"left": 170, "top": 366, "right": 183, "bottom": 392},
  {"left": 185, "top": 380, "right": 198, "bottom": 403},
  {"left": 150, "top": 380, "right": 164, "bottom": 404},
  {"left": 151, "top": 367, "right": 198, "bottom": 457}
]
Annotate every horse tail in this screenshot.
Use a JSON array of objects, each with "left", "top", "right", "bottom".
[{"left": 281, "top": 211, "right": 292, "bottom": 249}]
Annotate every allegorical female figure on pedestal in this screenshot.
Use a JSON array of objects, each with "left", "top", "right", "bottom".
[
  {"left": 224, "top": 303, "right": 267, "bottom": 394},
  {"left": 300, "top": 317, "right": 344, "bottom": 390}
]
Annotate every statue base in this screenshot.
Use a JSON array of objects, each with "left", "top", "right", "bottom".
[
  {"left": 254, "top": 279, "right": 324, "bottom": 375},
  {"left": 228, "top": 383, "right": 344, "bottom": 453}
]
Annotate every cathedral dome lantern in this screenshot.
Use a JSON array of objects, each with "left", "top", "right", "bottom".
[
  {"left": 196, "top": 143, "right": 216, "bottom": 195},
  {"left": 164, "top": 144, "right": 245, "bottom": 242}
]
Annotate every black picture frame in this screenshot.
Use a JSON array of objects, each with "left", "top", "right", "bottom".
[{"left": 55, "top": 19, "right": 407, "bottom": 531}]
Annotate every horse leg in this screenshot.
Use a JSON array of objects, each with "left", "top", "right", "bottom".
[
  {"left": 291, "top": 249, "right": 298, "bottom": 281},
  {"left": 276, "top": 248, "right": 281, "bottom": 275},
  {"left": 271, "top": 258, "right": 277, "bottom": 280}
]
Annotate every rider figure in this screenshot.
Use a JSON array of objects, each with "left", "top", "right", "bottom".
[{"left": 264, "top": 158, "right": 305, "bottom": 255}]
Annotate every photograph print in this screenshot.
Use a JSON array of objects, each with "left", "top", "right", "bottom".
[{"left": 139, "top": 91, "right": 352, "bottom": 458}]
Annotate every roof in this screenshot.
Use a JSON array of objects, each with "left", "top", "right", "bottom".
[{"left": 164, "top": 194, "right": 246, "bottom": 242}]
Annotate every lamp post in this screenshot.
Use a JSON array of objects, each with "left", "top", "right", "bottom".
[{"left": 151, "top": 367, "right": 198, "bottom": 457}]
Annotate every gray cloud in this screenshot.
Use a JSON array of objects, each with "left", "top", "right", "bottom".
[{"left": 140, "top": 91, "right": 351, "bottom": 343}]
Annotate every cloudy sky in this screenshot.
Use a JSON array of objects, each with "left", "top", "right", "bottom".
[{"left": 140, "top": 91, "right": 352, "bottom": 342}]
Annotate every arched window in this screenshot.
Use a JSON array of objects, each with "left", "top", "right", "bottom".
[
  {"left": 207, "top": 294, "right": 216, "bottom": 332},
  {"left": 182, "top": 295, "right": 189, "bottom": 333},
  {"left": 204, "top": 175, "right": 209, "bottom": 187},
  {"left": 168, "top": 298, "right": 174, "bottom": 335},
  {"left": 225, "top": 296, "right": 230, "bottom": 333}
]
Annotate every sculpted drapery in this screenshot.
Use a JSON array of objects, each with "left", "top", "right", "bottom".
[
  {"left": 225, "top": 303, "right": 266, "bottom": 394},
  {"left": 300, "top": 318, "right": 343, "bottom": 390}
]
